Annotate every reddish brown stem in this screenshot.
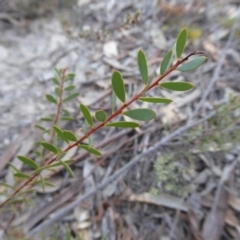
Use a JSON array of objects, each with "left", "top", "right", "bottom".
[{"left": 0, "top": 51, "right": 203, "bottom": 209}]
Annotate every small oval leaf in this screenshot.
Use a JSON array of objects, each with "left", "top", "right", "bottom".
[
  {"left": 123, "top": 108, "right": 155, "bottom": 121},
  {"left": 112, "top": 71, "right": 126, "bottom": 103},
  {"left": 62, "top": 130, "right": 77, "bottom": 142},
  {"left": 95, "top": 110, "right": 107, "bottom": 122},
  {"left": 106, "top": 121, "right": 140, "bottom": 128},
  {"left": 160, "top": 82, "right": 194, "bottom": 91},
  {"left": 80, "top": 104, "right": 93, "bottom": 127},
  {"left": 63, "top": 92, "right": 79, "bottom": 102},
  {"left": 138, "top": 49, "right": 148, "bottom": 85},
  {"left": 17, "top": 156, "right": 39, "bottom": 169},
  {"left": 60, "top": 117, "right": 74, "bottom": 121},
  {"left": 79, "top": 144, "right": 102, "bottom": 156},
  {"left": 176, "top": 28, "right": 188, "bottom": 59},
  {"left": 55, "top": 87, "right": 61, "bottom": 97},
  {"left": 52, "top": 77, "right": 60, "bottom": 85},
  {"left": 46, "top": 94, "right": 57, "bottom": 104},
  {"left": 41, "top": 142, "right": 59, "bottom": 154},
  {"left": 160, "top": 50, "right": 173, "bottom": 75},
  {"left": 177, "top": 57, "right": 207, "bottom": 71},
  {"left": 139, "top": 97, "right": 173, "bottom": 104}
]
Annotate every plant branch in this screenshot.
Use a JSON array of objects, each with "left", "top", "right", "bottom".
[{"left": 0, "top": 51, "right": 204, "bottom": 210}]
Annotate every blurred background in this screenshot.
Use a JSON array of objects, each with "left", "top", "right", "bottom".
[{"left": 0, "top": 0, "right": 240, "bottom": 239}]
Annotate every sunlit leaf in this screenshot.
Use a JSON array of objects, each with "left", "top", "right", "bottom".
[
  {"left": 177, "top": 57, "right": 207, "bottom": 71},
  {"left": 139, "top": 97, "right": 173, "bottom": 104},
  {"left": 54, "top": 68, "right": 62, "bottom": 77},
  {"left": 62, "top": 130, "right": 77, "bottom": 142},
  {"left": 160, "top": 82, "right": 194, "bottom": 91},
  {"left": 106, "top": 121, "right": 140, "bottom": 128},
  {"left": 65, "top": 85, "right": 75, "bottom": 91},
  {"left": 8, "top": 163, "right": 20, "bottom": 173},
  {"left": 137, "top": 49, "right": 148, "bottom": 85},
  {"left": 46, "top": 94, "right": 57, "bottom": 104},
  {"left": 41, "top": 142, "right": 59, "bottom": 154},
  {"left": 123, "top": 108, "right": 155, "bottom": 121},
  {"left": 17, "top": 156, "right": 39, "bottom": 169},
  {"left": 176, "top": 28, "right": 188, "bottom": 59},
  {"left": 0, "top": 181, "right": 14, "bottom": 189},
  {"left": 14, "top": 173, "right": 30, "bottom": 179},
  {"left": 111, "top": 71, "right": 126, "bottom": 103},
  {"left": 79, "top": 144, "right": 102, "bottom": 156},
  {"left": 95, "top": 110, "right": 107, "bottom": 122},
  {"left": 160, "top": 50, "right": 173, "bottom": 75},
  {"left": 80, "top": 104, "right": 93, "bottom": 127},
  {"left": 63, "top": 92, "right": 79, "bottom": 102}
]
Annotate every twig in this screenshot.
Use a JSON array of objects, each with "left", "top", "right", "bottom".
[{"left": 27, "top": 110, "right": 216, "bottom": 236}]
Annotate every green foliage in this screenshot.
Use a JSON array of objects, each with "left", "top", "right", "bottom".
[
  {"left": 137, "top": 49, "right": 148, "bottom": 85},
  {"left": 106, "top": 121, "right": 140, "bottom": 128},
  {"left": 80, "top": 104, "right": 93, "bottom": 127},
  {"left": 111, "top": 71, "right": 126, "bottom": 103},
  {"left": 176, "top": 28, "right": 188, "bottom": 59},
  {"left": 160, "top": 82, "right": 194, "bottom": 91},
  {"left": 95, "top": 110, "right": 107, "bottom": 122},
  {"left": 160, "top": 50, "right": 173, "bottom": 75},
  {"left": 1, "top": 29, "right": 208, "bottom": 237},
  {"left": 178, "top": 57, "right": 207, "bottom": 71},
  {"left": 139, "top": 97, "right": 173, "bottom": 104},
  {"left": 122, "top": 108, "right": 155, "bottom": 121}
]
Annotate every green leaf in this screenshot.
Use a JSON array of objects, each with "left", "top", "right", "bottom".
[
  {"left": 106, "top": 121, "right": 140, "bottom": 128},
  {"left": 54, "top": 68, "right": 62, "bottom": 77},
  {"left": 14, "top": 173, "right": 30, "bottom": 179},
  {"left": 17, "top": 156, "right": 39, "bottom": 169},
  {"left": 46, "top": 94, "right": 57, "bottom": 104},
  {"left": 60, "top": 160, "right": 74, "bottom": 177},
  {"left": 177, "top": 57, "right": 207, "bottom": 71},
  {"left": 65, "top": 73, "right": 76, "bottom": 81},
  {"left": 62, "top": 109, "right": 71, "bottom": 116},
  {"left": 62, "top": 130, "right": 77, "bottom": 142},
  {"left": 111, "top": 71, "right": 126, "bottom": 103},
  {"left": 139, "top": 97, "right": 173, "bottom": 104},
  {"left": 55, "top": 87, "right": 61, "bottom": 97},
  {"left": 52, "top": 77, "right": 60, "bottom": 85},
  {"left": 40, "top": 117, "right": 53, "bottom": 122},
  {"left": 160, "top": 82, "right": 194, "bottom": 91},
  {"left": 123, "top": 108, "right": 155, "bottom": 121},
  {"left": 53, "top": 125, "right": 63, "bottom": 138},
  {"left": 60, "top": 117, "right": 74, "bottom": 121},
  {"left": 95, "top": 110, "right": 107, "bottom": 122},
  {"left": 176, "top": 28, "right": 188, "bottom": 59},
  {"left": 137, "top": 49, "right": 148, "bottom": 85},
  {"left": 63, "top": 92, "right": 79, "bottom": 102},
  {"left": 35, "top": 125, "right": 46, "bottom": 131},
  {"left": 160, "top": 50, "right": 173, "bottom": 75},
  {"left": 65, "top": 85, "right": 75, "bottom": 91},
  {"left": 41, "top": 142, "right": 59, "bottom": 154},
  {"left": 80, "top": 104, "right": 93, "bottom": 127},
  {"left": 79, "top": 144, "right": 102, "bottom": 156}
]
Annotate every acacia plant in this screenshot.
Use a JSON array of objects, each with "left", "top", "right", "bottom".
[{"left": 0, "top": 28, "right": 206, "bottom": 225}]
